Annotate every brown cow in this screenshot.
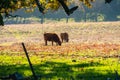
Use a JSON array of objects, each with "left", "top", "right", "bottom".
[
  {"left": 44, "top": 33, "right": 61, "bottom": 46},
  {"left": 60, "top": 32, "right": 69, "bottom": 42}
]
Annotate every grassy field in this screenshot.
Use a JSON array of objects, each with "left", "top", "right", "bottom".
[{"left": 0, "top": 21, "right": 120, "bottom": 80}]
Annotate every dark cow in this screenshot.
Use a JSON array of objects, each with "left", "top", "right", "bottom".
[
  {"left": 60, "top": 32, "right": 69, "bottom": 42},
  {"left": 44, "top": 33, "right": 61, "bottom": 46}
]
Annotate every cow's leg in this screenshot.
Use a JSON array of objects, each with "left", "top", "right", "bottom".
[
  {"left": 61, "top": 38, "right": 63, "bottom": 43},
  {"left": 52, "top": 41, "right": 53, "bottom": 46},
  {"left": 45, "top": 40, "right": 47, "bottom": 45}
]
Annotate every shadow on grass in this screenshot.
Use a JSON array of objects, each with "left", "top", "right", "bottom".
[{"left": 0, "top": 61, "right": 118, "bottom": 80}]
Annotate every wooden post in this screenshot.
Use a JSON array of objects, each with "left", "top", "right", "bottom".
[{"left": 21, "top": 42, "right": 38, "bottom": 80}]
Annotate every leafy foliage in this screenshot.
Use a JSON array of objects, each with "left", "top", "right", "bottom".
[
  {"left": 0, "top": 0, "right": 35, "bottom": 13},
  {"left": 0, "top": 0, "right": 95, "bottom": 14},
  {"left": 0, "top": 0, "right": 92, "bottom": 13}
]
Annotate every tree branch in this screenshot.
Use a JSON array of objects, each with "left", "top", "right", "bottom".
[{"left": 34, "top": 0, "right": 44, "bottom": 14}]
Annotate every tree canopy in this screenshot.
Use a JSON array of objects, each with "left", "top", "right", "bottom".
[{"left": 0, "top": 0, "right": 113, "bottom": 26}]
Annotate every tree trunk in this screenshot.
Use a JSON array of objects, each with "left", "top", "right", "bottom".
[
  {"left": 66, "top": 16, "right": 69, "bottom": 23},
  {"left": 0, "top": 13, "right": 4, "bottom": 26}
]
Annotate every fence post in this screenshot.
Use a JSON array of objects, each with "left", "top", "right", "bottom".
[{"left": 21, "top": 42, "right": 38, "bottom": 80}]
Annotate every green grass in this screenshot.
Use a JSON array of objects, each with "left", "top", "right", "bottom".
[{"left": 0, "top": 50, "right": 120, "bottom": 80}]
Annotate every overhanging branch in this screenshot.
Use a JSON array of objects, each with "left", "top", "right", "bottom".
[{"left": 34, "top": 0, "right": 44, "bottom": 14}]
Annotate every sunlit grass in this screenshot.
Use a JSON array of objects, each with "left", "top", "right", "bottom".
[{"left": 0, "top": 47, "right": 120, "bottom": 80}]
